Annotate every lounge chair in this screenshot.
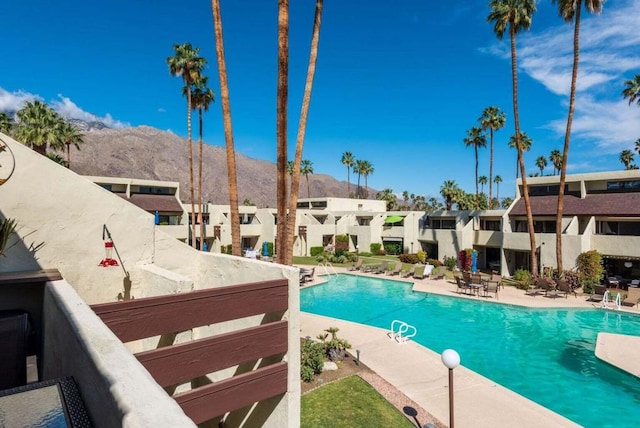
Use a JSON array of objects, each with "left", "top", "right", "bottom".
[
  {"left": 431, "top": 267, "right": 445, "bottom": 280},
  {"left": 622, "top": 287, "right": 640, "bottom": 308},
  {"left": 401, "top": 264, "right": 416, "bottom": 278},
  {"left": 588, "top": 285, "right": 607, "bottom": 302},
  {"left": 537, "top": 278, "right": 559, "bottom": 298},
  {"left": 555, "top": 279, "right": 576, "bottom": 299},
  {"left": 373, "top": 261, "right": 389, "bottom": 274},
  {"left": 412, "top": 265, "right": 427, "bottom": 280},
  {"left": 300, "top": 267, "right": 315, "bottom": 285},
  {"left": 387, "top": 261, "right": 403, "bottom": 276},
  {"left": 525, "top": 278, "right": 544, "bottom": 296},
  {"left": 483, "top": 280, "right": 500, "bottom": 299},
  {"left": 348, "top": 258, "right": 363, "bottom": 271}
]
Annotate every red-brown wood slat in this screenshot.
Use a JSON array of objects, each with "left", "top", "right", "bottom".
[
  {"left": 135, "top": 321, "right": 288, "bottom": 387},
  {"left": 0, "top": 269, "right": 63, "bottom": 285},
  {"left": 90, "top": 279, "right": 288, "bottom": 342},
  {"left": 174, "top": 362, "right": 288, "bottom": 425}
]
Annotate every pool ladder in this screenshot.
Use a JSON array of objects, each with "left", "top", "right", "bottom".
[
  {"left": 389, "top": 320, "right": 417, "bottom": 344},
  {"left": 602, "top": 290, "right": 621, "bottom": 310},
  {"left": 317, "top": 262, "right": 338, "bottom": 277}
]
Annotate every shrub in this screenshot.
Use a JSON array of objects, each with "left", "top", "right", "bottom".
[
  {"left": 427, "top": 258, "right": 443, "bottom": 267},
  {"left": 358, "top": 251, "right": 373, "bottom": 257},
  {"left": 458, "top": 248, "right": 474, "bottom": 271},
  {"left": 310, "top": 246, "right": 324, "bottom": 257},
  {"left": 327, "top": 252, "right": 356, "bottom": 264},
  {"left": 224, "top": 244, "right": 233, "bottom": 254},
  {"left": 383, "top": 242, "right": 402, "bottom": 256},
  {"left": 300, "top": 339, "right": 325, "bottom": 382},
  {"left": 416, "top": 250, "right": 427, "bottom": 264},
  {"left": 370, "top": 243, "right": 382, "bottom": 254},
  {"left": 399, "top": 253, "right": 420, "bottom": 264},
  {"left": 513, "top": 269, "right": 532, "bottom": 290},
  {"left": 576, "top": 250, "right": 604, "bottom": 294},
  {"left": 443, "top": 256, "right": 457, "bottom": 271},
  {"left": 265, "top": 242, "right": 274, "bottom": 257},
  {"left": 335, "top": 234, "right": 349, "bottom": 251}
]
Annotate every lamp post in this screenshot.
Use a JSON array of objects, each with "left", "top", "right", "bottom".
[{"left": 441, "top": 349, "right": 460, "bottom": 428}]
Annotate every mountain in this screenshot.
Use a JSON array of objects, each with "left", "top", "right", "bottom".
[{"left": 70, "top": 126, "right": 357, "bottom": 207}]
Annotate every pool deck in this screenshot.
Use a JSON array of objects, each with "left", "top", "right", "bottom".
[{"left": 301, "top": 268, "right": 640, "bottom": 427}]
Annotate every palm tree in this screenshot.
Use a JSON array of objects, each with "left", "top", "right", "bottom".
[
  {"left": 14, "top": 100, "right": 61, "bottom": 156},
  {"left": 0, "top": 112, "right": 12, "bottom": 134},
  {"left": 285, "top": 0, "right": 323, "bottom": 265},
  {"left": 635, "top": 138, "right": 640, "bottom": 156},
  {"left": 211, "top": 0, "right": 241, "bottom": 256},
  {"left": 167, "top": 42, "right": 206, "bottom": 249},
  {"left": 494, "top": 175, "right": 503, "bottom": 205},
  {"left": 549, "top": 149, "right": 562, "bottom": 175},
  {"left": 341, "top": 151, "right": 355, "bottom": 197},
  {"left": 354, "top": 160, "right": 366, "bottom": 198},
  {"left": 488, "top": 0, "right": 538, "bottom": 276},
  {"left": 508, "top": 131, "right": 532, "bottom": 178},
  {"left": 463, "top": 126, "right": 487, "bottom": 208},
  {"left": 361, "top": 160, "right": 374, "bottom": 198},
  {"left": 440, "top": 180, "right": 460, "bottom": 210},
  {"left": 622, "top": 74, "right": 640, "bottom": 106},
  {"left": 58, "top": 121, "right": 84, "bottom": 168},
  {"left": 553, "top": 0, "right": 604, "bottom": 273},
  {"left": 191, "top": 75, "right": 215, "bottom": 249},
  {"left": 300, "top": 159, "right": 314, "bottom": 199},
  {"left": 479, "top": 106, "right": 506, "bottom": 204},
  {"left": 376, "top": 188, "right": 397, "bottom": 211},
  {"left": 535, "top": 156, "right": 547, "bottom": 176},
  {"left": 479, "top": 176, "right": 488, "bottom": 194},
  {"left": 620, "top": 150, "right": 634, "bottom": 170}
]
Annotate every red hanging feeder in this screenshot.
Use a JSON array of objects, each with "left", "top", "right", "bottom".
[{"left": 99, "top": 238, "right": 119, "bottom": 267}]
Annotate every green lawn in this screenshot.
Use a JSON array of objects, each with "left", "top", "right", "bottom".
[
  {"left": 293, "top": 254, "right": 400, "bottom": 268},
  {"left": 301, "top": 375, "right": 414, "bottom": 428}
]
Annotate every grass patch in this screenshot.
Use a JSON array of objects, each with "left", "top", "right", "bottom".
[{"left": 301, "top": 375, "right": 414, "bottom": 428}]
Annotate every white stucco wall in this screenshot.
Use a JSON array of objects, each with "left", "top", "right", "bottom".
[{"left": 0, "top": 133, "right": 300, "bottom": 428}]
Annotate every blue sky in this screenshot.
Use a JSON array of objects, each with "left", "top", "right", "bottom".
[{"left": 2, "top": 0, "right": 639, "bottom": 201}]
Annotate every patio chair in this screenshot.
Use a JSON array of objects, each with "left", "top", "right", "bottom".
[
  {"left": 454, "top": 275, "right": 471, "bottom": 294},
  {"left": 483, "top": 280, "right": 500, "bottom": 299},
  {"left": 525, "top": 278, "right": 544, "bottom": 296},
  {"left": 622, "top": 287, "right": 640, "bottom": 308},
  {"left": 373, "top": 261, "right": 389, "bottom": 274},
  {"left": 387, "top": 261, "right": 403, "bottom": 276},
  {"left": 555, "top": 279, "right": 576, "bottom": 299},
  {"left": 348, "top": 258, "right": 363, "bottom": 271},
  {"left": 431, "top": 267, "right": 445, "bottom": 280},
  {"left": 300, "top": 267, "right": 315, "bottom": 285},
  {"left": 537, "top": 278, "right": 559, "bottom": 298},
  {"left": 588, "top": 285, "right": 607, "bottom": 302},
  {"left": 401, "top": 264, "right": 416, "bottom": 278},
  {"left": 412, "top": 265, "right": 427, "bottom": 280}
]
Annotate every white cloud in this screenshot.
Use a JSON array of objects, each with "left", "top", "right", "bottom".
[
  {"left": 546, "top": 95, "right": 640, "bottom": 153},
  {"left": 0, "top": 88, "right": 40, "bottom": 112},
  {"left": 0, "top": 87, "right": 129, "bottom": 129},
  {"left": 51, "top": 95, "right": 129, "bottom": 129}
]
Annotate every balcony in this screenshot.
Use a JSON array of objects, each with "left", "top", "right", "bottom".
[{"left": 0, "top": 270, "right": 290, "bottom": 427}]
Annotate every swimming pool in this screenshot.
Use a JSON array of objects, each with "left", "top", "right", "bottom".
[{"left": 301, "top": 274, "right": 640, "bottom": 428}]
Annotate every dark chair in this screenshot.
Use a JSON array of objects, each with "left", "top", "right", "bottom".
[
  {"left": 483, "top": 280, "right": 500, "bottom": 299},
  {"left": 0, "top": 311, "right": 31, "bottom": 390},
  {"left": 588, "top": 284, "right": 607, "bottom": 302},
  {"left": 556, "top": 279, "right": 576, "bottom": 299}
]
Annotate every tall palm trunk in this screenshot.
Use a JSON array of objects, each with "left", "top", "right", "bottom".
[
  {"left": 364, "top": 175, "right": 368, "bottom": 198},
  {"left": 198, "top": 107, "right": 205, "bottom": 249},
  {"left": 276, "top": 0, "right": 289, "bottom": 264},
  {"left": 510, "top": 25, "right": 538, "bottom": 276},
  {"left": 187, "top": 89, "right": 197, "bottom": 248},
  {"left": 474, "top": 145, "right": 479, "bottom": 208},
  {"left": 285, "top": 0, "right": 323, "bottom": 265},
  {"left": 66, "top": 143, "right": 71, "bottom": 168},
  {"left": 346, "top": 167, "right": 350, "bottom": 196},
  {"left": 211, "top": 0, "right": 240, "bottom": 256},
  {"left": 489, "top": 128, "right": 494, "bottom": 205},
  {"left": 556, "top": 2, "right": 582, "bottom": 273}
]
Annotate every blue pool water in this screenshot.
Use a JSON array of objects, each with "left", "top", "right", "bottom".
[{"left": 301, "top": 274, "right": 640, "bottom": 428}]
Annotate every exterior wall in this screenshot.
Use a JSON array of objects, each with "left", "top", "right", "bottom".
[
  {"left": 299, "top": 197, "right": 386, "bottom": 212},
  {"left": 0, "top": 134, "right": 299, "bottom": 428}
]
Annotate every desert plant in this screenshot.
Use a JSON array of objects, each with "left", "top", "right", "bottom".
[
  {"left": 300, "top": 338, "right": 325, "bottom": 382},
  {"left": 513, "top": 269, "right": 532, "bottom": 290},
  {"left": 335, "top": 234, "right": 349, "bottom": 252},
  {"left": 416, "top": 250, "right": 427, "bottom": 263},
  {"left": 317, "top": 327, "right": 351, "bottom": 361},
  {"left": 458, "top": 248, "right": 473, "bottom": 271},
  {"left": 576, "top": 250, "right": 604, "bottom": 294},
  {"left": 0, "top": 218, "right": 17, "bottom": 257},
  {"left": 427, "top": 258, "right": 443, "bottom": 267},
  {"left": 443, "top": 256, "right": 457, "bottom": 271}
]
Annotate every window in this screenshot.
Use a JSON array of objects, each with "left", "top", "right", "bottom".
[
  {"left": 430, "top": 218, "right": 455, "bottom": 229},
  {"left": 138, "top": 186, "right": 172, "bottom": 195},
  {"left": 98, "top": 184, "right": 112, "bottom": 191},
  {"left": 358, "top": 217, "right": 371, "bottom": 226},
  {"left": 311, "top": 201, "right": 327, "bottom": 208},
  {"left": 597, "top": 221, "right": 640, "bottom": 236},
  {"left": 606, "top": 181, "right": 640, "bottom": 192},
  {"left": 481, "top": 220, "right": 501, "bottom": 231}
]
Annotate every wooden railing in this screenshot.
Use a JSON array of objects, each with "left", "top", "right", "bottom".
[{"left": 91, "top": 278, "right": 289, "bottom": 425}]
